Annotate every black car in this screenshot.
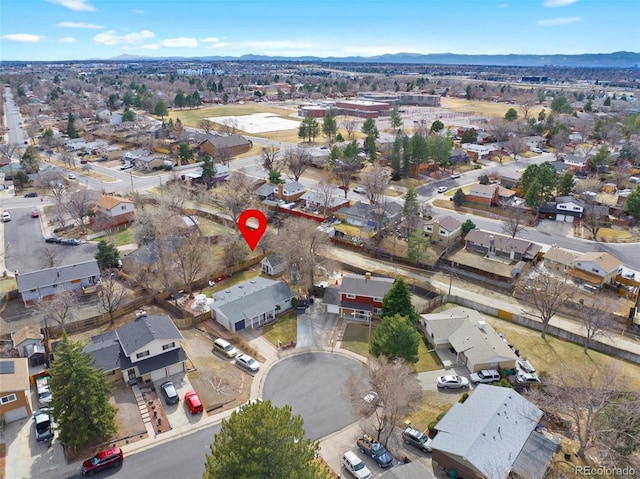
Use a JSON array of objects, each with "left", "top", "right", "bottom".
[
  {"left": 45, "top": 236, "right": 62, "bottom": 244},
  {"left": 160, "top": 381, "right": 179, "bottom": 405},
  {"left": 60, "top": 238, "right": 81, "bottom": 245},
  {"left": 24, "top": 192, "right": 38, "bottom": 198}
]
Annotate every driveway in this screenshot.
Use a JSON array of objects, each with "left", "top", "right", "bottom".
[
  {"left": 296, "top": 300, "right": 339, "bottom": 348},
  {"left": 262, "top": 352, "right": 363, "bottom": 440}
]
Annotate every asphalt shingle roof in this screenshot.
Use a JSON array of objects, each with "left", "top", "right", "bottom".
[
  {"left": 339, "top": 273, "right": 395, "bottom": 298},
  {"left": 16, "top": 260, "right": 100, "bottom": 293},
  {"left": 116, "top": 315, "right": 183, "bottom": 357}
]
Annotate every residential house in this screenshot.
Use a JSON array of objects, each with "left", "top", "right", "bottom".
[
  {"left": 563, "top": 155, "right": 590, "bottom": 172},
  {"left": 539, "top": 196, "right": 584, "bottom": 223},
  {"left": 300, "top": 191, "right": 350, "bottom": 216},
  {"left": 543, "top": 245, "right": 578, "bottom": 274},
  {"left": 423, "top": 216, "right": 462, "bottom": 246},
  {"left": 0, "top": 358, "right": 33, "bottom": 423},
  {"left": 255, "top": 182, "right": 277, "bottom": 201},
  {"left": 462, "top": 143, "right": 491, "bottom": 160},
  {"left": 465, "top": 184, "right": 500, "bottom": 206},
  {"left": 197, "top": 133, "right": 251, "bottom": 158},
  {"left": 121, "top": 149, "right": 147, "bottom": 164},
  {"left": 430, "top": 384, "right": 558, "bottom": 479},
  {"left": 84, "top": 314, "right": 186, "bottom": 385},
  {"left": 524, "top": 135, "right": 546, "bottom": 151},
  {"left": 570, "top": 251, "right": 623, "bottom": 287},
  {"left": 261, "top": 255, "right": 287, "bottom": 276},
  {"left": 16, "top": 260, "right": 101, "bottom": 306},
  {"left": 212, "top": 277, "right": 296, "bottom": 332},
  {"left": 449, "top": 148, "right": 470, "bottom": 167},
  {"left": 134, "top": 155, "right": 165, "bottom": 171},
  {"left": 64, "top": 138, "right": 87, "bottom": 151},
  {"left": 465, "top": 230, "right": 542, "bottom": 262},
  {"left": 327, "top": 273, "right": 395, "bottom": 320},
  {"left": 420, "top": 307, "right": 518, "bottom": 371},
  {"left": 182, "top": 164, "right": 231, "bottom": 185},
  {"left": 93, "top": 195, "right": 135, "bottom": 227},
  {"left": 397, "top": 218, "right": 425, "bottom": 238},
  {"left": 275, "top": 182, "right": 306, "bottom": 202},
  {"left": 378, "top": 461, "right": 437, "bottom": 479},
  {"left": 499, "top": 169, "right": 522, "bottom": 189},
  {"left": 11, "top": 326, "right": 47, "bottom": 367},
  {"left": 122, "top": 242, "right": 159, "bottom": 274}
]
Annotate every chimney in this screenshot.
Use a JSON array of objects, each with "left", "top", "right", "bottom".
[{"left": 277, "top": 184, "right": 283, "bottom": 200}]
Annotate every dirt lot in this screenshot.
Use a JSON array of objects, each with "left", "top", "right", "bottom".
[{"left": 182, "top": 328, "right": 252, "bottom": 413}]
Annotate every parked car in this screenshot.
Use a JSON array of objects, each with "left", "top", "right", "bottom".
[
  {"left": 362, "top": 391, "right": 379, "bottom": 406},
  {"left": 517, "top": 359, "right": 536, "bottom": 373},
  {"left": 342, "top": 450, "right": 372, "bottom": 479},
  {"left": 470, "top": 369, "right": 501, "bottom": 384},
  {"left": 450, "top": 173, "right": 461, "bottom": 179},
  {"left": 402, "top": 425, "right": 433, "bottom": 453},
  {"left": 31, "top": 210, "right": 40, "bottom": 218},
  {"left": 437, "top": 186, "right": 448, "bottom": 193},
  {"left": 184, "top": 391, "right": 203, "bottom": 414},
  {"left": 356, "top": 433, "right": 393, "bottom": 468},
  {"left": 36, "top": 377, "right": 52, "bottom": 408},
  {"left": 68, "top": 173, "right": 77, "bottom": 180},
  {"left": 24, "top": 192, "right": 38, "bottom": 198},
  {"left": 2, "top": 212, "right": 11, "bottom": 222},
  {"left": 81, "top": 447, "right": 123, "bottom": 476},
  {"left": 436, "top": 375, "right": 469, "bottom": 389},
  {"left": 213, "top": 338, "right": 238, "bottom": 358},
  {"left": 33, "top": 409, "right": 54, "bottom": 442},
  {"left": 353, "top": 185, "right": 367, "bottom": 194},
  {"left": 45, "top": 236, "right": 62, "bottom": 243},
  {"left": 235, "top": 353, "right": 260, "bottom": 373},
  {"left": 120, "top": 162, "right": 133, "bottom": 170},
  {"left": 60, "top": 238, "right": 81, "bottom": 245},
  {"left": 516, "top": 373, "right": 541, "bottom": 384},
  {"left": 160, "top": 381, "right": 179, "bottom": 405}
]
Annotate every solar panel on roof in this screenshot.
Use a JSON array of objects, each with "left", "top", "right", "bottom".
[{"left": 0, "top": 361, "right": 16, "bottom": 374}]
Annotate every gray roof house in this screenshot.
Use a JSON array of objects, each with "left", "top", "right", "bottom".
[
  {"left": 212, "top": 277, "right": 296, "bottom": 332},
  {"left": 261, "top": 254, "right": 287, "bottom": 276},
  {"left": 465, "top": 230, "right": 542, "bottom": 262},
  {"left": 420, "top": 307, "right": 518, "bottom": 371},
  {"left": 16, "top": 260, "right": 101, "bottom": 306},
  {"left": 84, "top": 314, "right": 186, "bottom": 384},
  {"left": 430, "top": 384, "right": 559, "bottom": 479}
]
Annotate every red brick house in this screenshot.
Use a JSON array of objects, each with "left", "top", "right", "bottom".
[
  {"left": 465, "top": 184, "right": 500, "bottom": 206},
  {"left": 327, "top": 273, "right": 395, "bottom": 320}
]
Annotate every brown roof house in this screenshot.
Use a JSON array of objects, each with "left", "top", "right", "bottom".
[
  {"left": 570, "top": 251, "right": 623, "bottom": 287},
  {"left": 543, "top": 245, "right": 578, "bottom": 274},
  {"left": 0, "top": 358, "right": 33, "bottom": 423},
  {"left": 430, "top": 384, "right": 559, "bottom": 479},
  {"left": 198, "top": 133, "right": 251, "bottom": 158},
  {"left": 93, "top": 195, "right": 135, "bottom": 228},
  {"left": 465, "top": 230, "right": 542, "bottom": 262}
]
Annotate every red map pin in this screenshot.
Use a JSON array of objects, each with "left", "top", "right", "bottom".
[{"left": 238, "top": 209, "right": 268, "bottom": 251}]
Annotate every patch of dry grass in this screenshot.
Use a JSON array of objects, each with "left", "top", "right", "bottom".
[{"left": 441, "top": 97, "right": 545, "bottom": 119}]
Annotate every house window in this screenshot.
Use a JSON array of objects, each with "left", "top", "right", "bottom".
[
  {"left": 1, "top": 393, "right": 17, "bottom": 404},
  {"left": 373, "top": 308, "right": 382, "bottom": 314},
  {"left": 345, "top": 293, "right": 356, "bottom": 299},
  {"left": 592, "top": 268, "right": 599, "bottom": 273},
  {"left": 121, "top": 205, "right": 127, "bottom": 211},
  {"left": 162, "top": 342, "right": 175, "bottom": 351},
  {"left": 136, "top": 350, "right": 150, "bottom": 359},
  {"left": 373, "top": 297, "right": 383, "bottom": 302}
]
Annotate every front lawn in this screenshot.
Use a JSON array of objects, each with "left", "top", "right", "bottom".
[
  {"left": 340, "top": 322, "right": 373, "bottom": 357},
  {"left": 262, "top": 310, "right": 297, "bottom": 346}
]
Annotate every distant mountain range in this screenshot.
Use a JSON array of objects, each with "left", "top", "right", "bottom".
[{"left": 107, "top": 51, "right": 640, "bottom": 68}]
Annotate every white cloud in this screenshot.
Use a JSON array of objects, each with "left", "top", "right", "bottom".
[
  {"left": 2, "top": 33, "right": 45, "bottom": 43},
  {"left": 543, "top": 0, "right": 578, "bottom": 6},
  {"left": 59, "top": 37, "right": 76, "bottom": 43},
  {"left": 57, "top": 21, "right": 103, "bottom": 29},
  {"left": 160, "top": 37, "right": 198, "bottom": 48},
  {"left": 93, "top": 30, "right": 154, "bottom": 46},
  {"left": 45, "top": 0, "right": 95, "bottom": 12},
  {"left": 132, "top": 9, "right": 144, "bottom": 14},
  {"left": 201, "top": 37, "right": 220, "bottom": 43},
  {"left": 537, "top": 16, "right": 581, "bottom": 26}
]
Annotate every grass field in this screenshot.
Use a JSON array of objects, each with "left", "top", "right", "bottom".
[
  {"left": 441, "top": 97, "right": 545, "bottom": 119},
  {"left": 262, "top": 310, "right": 297, "bottom": 346},
  {"left": 167, "top": 104, "right": 298, "bottom": 126}
]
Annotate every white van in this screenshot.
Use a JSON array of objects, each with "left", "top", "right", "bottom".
[
  {"left": 342, "top": 450, "right": 371, "bottom": 479},
  {"left": 213, "top": 338, "right": 238, "bottom": 358}
]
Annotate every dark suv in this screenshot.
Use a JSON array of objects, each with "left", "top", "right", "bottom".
[
  {"left": 402, "top": 426, "right": 433, "bottom": 453},
  {"left": 81, "top": 447, "right": 123, "bottom": 475}
]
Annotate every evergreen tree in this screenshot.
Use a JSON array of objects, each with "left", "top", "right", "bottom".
[
  {"left": 369, "top": 313, "right": 420, "bottom": 363},
  {"left": 201, "top": 154, "right": 217, "bottom": 187},
  {"left": 430, "top": 120, "right": 444, "bottom": 133},
  {"left": 390, "top": 134, "right": 402, "bottom": 174},
  {"left": 382, "top": 278, "right": 418, "bottom": 323},
  {"left": 504, "top": 108, "right": 518, "bottom": 121},
  {"left": 66, "top": 112, "right": 78, "bottom": 138},
  {"left": 203, "top": 400, "right": 323, "bottom": 479},
  {"left": 626, "top": 187, "right": 640, "bottom": 220},
  {"left": 453, "top": 188, "right": 465, "bottom": 206},
  {"left": 20, "top": 145, "right": 40, "bottom": 173},
  {"left": 407, "top": 230, "right": 429, "bottom": 263},
  {"left": 48, "top": 335, "right": 117, "bottom": 453},
  {"left": 177, "top": 142, "right": 193, "bottom": 165},
  {"left": 321, "top": 113, "right": 337, "bottom": 143},
  {"left": 154, "top": 100, "right": 168, "bottom": 119},
  {"left": 121, "top": 107, "right": 136, "bottom": 122},
  {"left": 95, "top": 240, "right": 120, "bottom": 270},
  {"left": 461, "top": 219, "right": 476, "bottom": 236},
  {"left": 389, "top": 108, "right": 403, "bottom": 131},
  {"left": 558, "top": 172, "right": 575, "bottom": 196}
]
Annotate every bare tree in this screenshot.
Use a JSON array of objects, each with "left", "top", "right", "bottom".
[
  {"left": 219, "top": 118, "right": 238, "bottom": 135},
  {"left": 214, "top": 146, "right": 233, "bottom": 167},
  {"left": 198, "top": 119, "right": 215, "bottom": 135},
  {"left": 359, "top": 167, "right": 389, "bottom": 205},
  {"left": 346, "top": 357, "right": 422, "bottom": 447},
  {"left": 582, "top": 200, "right": 607, "bottom": 241},
  {"left": 97, "top": 274, "right": 127, "bottom": 325},
  {"left": 550, "top": 129, "right": 569, "bottom": 160},
  {"left": 314, "top": 173, "right": 337, "bottom": 216},
  {"left": 65, "top": 187, "right": 95, "bottom": 234},
  {"left": 220, "top": 234, "right": 249, "bottom": 273},
  {"left": 260, "top": 146, "right": 279, "bottom": 171},
  {"left": 571, "top": 117, "right": 594, "bottom": 145},
  {"left": 506, "top": 135, "right": 527, "bottom": 161},
  {"left": 518, "top": 273, "right": 574, "bottom": 339},
  {"left": 576, "top": 299, "right": 611, "bottom": 354},
  {"left": 39, "top": 245, "right": 62, "bottom": 269},
  {"left": 279, "top": 148, "right": 310, "bottom": 182},
  {"left": 216, "top": 171, "right": 255, "bottom": 230},
  {"left": 169, "top": 229, "right": 213, "bottom": 297},
  {"left": 501, "top": 206, "right": 526, "bottom": 238},
  {"left": 273, "top": 217, "right": 330, "bottom": 293},
  {"left": 38, "top": 291, "right": 76, "bottom": 336},
  {"left": 0, "top": 143, "right": 19, "bottom": 165},
  {"left": 341, "top": 119, "right": 357, "bottom": 140},
  {"left": 518, "top": 94, "right": 537, "bottom": 120},
  {"left": 526, "top": 360, "right": 640, "bottom": 466}
]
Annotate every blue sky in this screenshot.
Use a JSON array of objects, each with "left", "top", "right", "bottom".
[{"left": 1, "top": 0, "right": 639, "bottom": 62}]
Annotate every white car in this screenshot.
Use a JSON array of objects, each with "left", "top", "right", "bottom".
[
  {"left": 235, "top": 353, "right": 260, "bottom": 373},
  {"left": 516, "top": 373, "right": 541, "bottom": 384},
  {"left": 436, "top": 375, "right": 469, "bottom": 389},
  {"left": 120, "top": 162, "right": 133, "bottom": 170},
  {"left": 353, "top": 185, "right": 367, "bottom": 194},
  {"left": 450, "top": 173, "right": 461, "bottom": 179},
  {"left": 437, "top": 186, "right": 448, "bottom": 193},
  {"left": 2, "top": 212, "right": 10, "bottom": 222},
  {"left": 68, "top": 173, "right": 77, "bottom": 180}
]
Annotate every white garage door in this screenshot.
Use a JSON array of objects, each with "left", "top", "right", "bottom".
[
  {"left": 564, "top": 215, "right": 574, "bottom": 223},
  {"left": 150, "top": 368, "right": 168, "bottom": 382},
  {"left": 326, "top": 304, "right": 339, "bottom": 314},
  {"left": 556, "top": 214, "right": 565, "bottom": 222},
  {"left": 3, "top": 406, "right": 28, "bottom": 423},
  {"left": 166, "top": 363, "right": 184, "bottom": 377}
]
